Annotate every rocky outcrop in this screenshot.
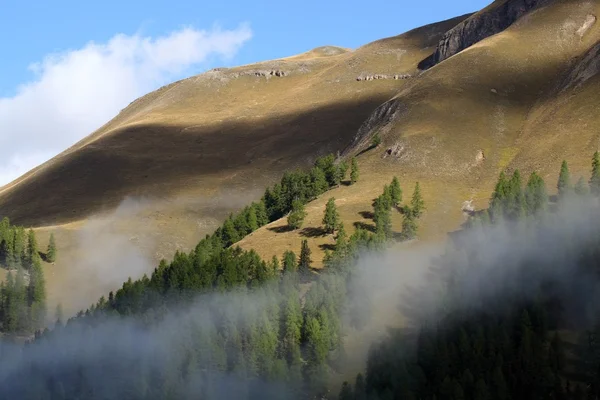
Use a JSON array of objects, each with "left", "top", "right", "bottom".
[
  {"left": 419, "top": 0, "right": 551, "bottom": 70},
  {"left": 239, "top": 69, "right": 289, "bottom": 78},
  {"left": 343, "top": 98, "right": 405, "bottom": 154},
  {"left": 356, "top": 74, "right": 411, "bottom": 81},
  {"left": 560, "top": 38, "right": 600, "bottom": 91}
]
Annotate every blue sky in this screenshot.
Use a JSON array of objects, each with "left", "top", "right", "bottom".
[{"left": 0, "top": 0, "right": 490, "bottom": 184}]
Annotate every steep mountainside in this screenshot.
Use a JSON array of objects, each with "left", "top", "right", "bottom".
[{"left": 3, "top": 0, "right": 600, "bottom": 313}]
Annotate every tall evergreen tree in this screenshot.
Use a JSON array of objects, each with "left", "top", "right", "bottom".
[
  {"left": 525, "top": 172, "right": 548, "bottom": 216},
  {"left": 350, "top": 158, "right": 359, "bottom": 185},
  {"left": 374, "top": 196, "right": 392, "bottom": 239},
  {"left": 26, "top": 229, "right": 38, "bottom": 268},
  {"left": 287, "top": 200, "right": 307, "bottom": 230},
  {"left": 411, "top": 182, "right": 425, "bottom": 218},
  {"left": 590, "top": 151, "right": 600, "bottom": 196},
  {"left": 490, "top": 171, "right": 509, "bottom": 221},
  {"left": 282, "top": 251, "right": 297, "bottom": 273},
  {"left": 557, "top": 160, "right": 571, "bottom": 200},
  {"left": 46, "top": 233, "right": 57, "bottom": 263},
  {"left": 390, "top": 176, "right": 402, "bottom": 208},
  {"left": 298, "top": 240, "right": 312, "bottom": 276},
  {"left": 338, "top": 160, "right": 349, "bottom": 184},
  {"left": 402, "top": 210, "right": 418, "bottom": 240},
  {"left": 323, "top": 198, "right": 340, "bottom": 234}
]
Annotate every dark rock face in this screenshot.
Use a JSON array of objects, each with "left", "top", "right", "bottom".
[
  {"left": 560, "top": 40, "right": 600, "bottom": 91},
  {"left": 419, "top": 0, "right": 550, "bottom": 70}
]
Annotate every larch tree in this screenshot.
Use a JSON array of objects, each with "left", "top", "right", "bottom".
[
  {"left": 410, "top": 182, "right": 425, "bottom": 218},
  {"left": 350, "top": 158, "right": 359, "bottom": 184},
  {"left": 557, "top": 160, "right": 571, "bottom": 200},
  {"left": 46, "top": 233, "right": 57, "bottom": 263},
  {"left": 323, "top": 198, "right": 340, "bottom": 234},
  {"left": 298, "top": 239, "right": 312, "bottom": 276},
  {"left": 390, "top": 176, "right": 402, "bottom": 208},
  {"left": 287, "top": 199, "right": 307, "bottom": 230},
  {"left": 338, "top": 160, "right": 349, "bottom": 185}
]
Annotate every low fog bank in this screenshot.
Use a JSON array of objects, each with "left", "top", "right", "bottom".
[
  {"left": 4, "top": 197, "right": 600, "bottom": 398},
  {"left": 52, "top": 189, "right": 265, "bottom": 315}
]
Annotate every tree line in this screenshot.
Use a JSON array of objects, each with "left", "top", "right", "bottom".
[
  {"left": 0, "top": 218, "right": 55, "bottom": 335},
  {"left": 342, "top": 153, "right": 600, "bottom": 400}
]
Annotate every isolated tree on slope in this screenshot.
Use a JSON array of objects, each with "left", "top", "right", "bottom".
[
  {"left": 46, "top": 233, "right": 57, "bottom": 263},
  {"left": 410, "top": 182, "right": 425, "bottom": 218},
  {"left": 298, "top": 240, "right": 312, "bottom": 276},
  {"left": 323, "top": 198, "right": 340, "bottom": 234},
  {"left": 287, "top": 199, "right": 306, "bottom": 230},
  {"left": 350, "top": 158, "right": 359, "bottom": 184},
  {"left": 557, "top": 160, "right": 571, "bottom": 200},
  {"left": 590, "top": 151, "right": 600, "bottom": 196}
]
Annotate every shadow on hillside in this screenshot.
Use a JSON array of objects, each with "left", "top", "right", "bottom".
[
  {"left": 0, "top": 95, "right": 393, "bottom": 227},
  {"left": 38, "top": 251, "right": 49, "bottom": 263},
  {"left": 300, "top": 227, "right": 327, "bottom": 238},
  {"left": 359, "top": 211, "right": 374, "bottom": 220},
  {"left": 353, "top": 221, "right": 376, "bottom": 233},
  {"left": 319, "top": 243, "right": 336, "bottom": 252},
  {"left": 268, "top": 225, "right": 294, "bottom": 234}
]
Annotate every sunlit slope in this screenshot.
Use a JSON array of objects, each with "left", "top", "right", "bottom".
[
  {"left": 0, "top": 16, "right": 468, "bottom": 313},
  {"left": 0, "top": 15, "right": 467, "bottom": 229},
  {"left": 239, "top": 0, "right": 600, "bottom": 267}
]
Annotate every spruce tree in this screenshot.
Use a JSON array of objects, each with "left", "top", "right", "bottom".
[
  {"left": 590, "top": 151, "right": 600, "bottom": 196},
  {"left": 298, "top": 240, "right": 312, "bottom": 276},
  {"left": 335, "top": 223, "right": 348, "bottom": 257},
  {"left": 282, "top": 251, "right": 297, "bottom": 273},
  {"left": 374, "top": 196, "right": 392, "bottom": 239},
  {"left": 490, "top": 171, "right": 509, "bottom": 221},
  {"left": 557, "top": 160, "right": 571, "bottom": 199},
  {"left": 287, "top": 200, "right": 306, "bottom": 230},
  {"left": 350, "top": 158, "right": 359, "bottom": 184},
  {"left": 26, "top": 229, "right": 38, "bottom": 268},
  {"left": 338, "top": 160, "right": 349, "bottom": 185},
  {"left": 390, "top": 176, "right": 402, "bottom": 208},
  {"left": 46, "top": 233, "right": 57, "bottom": 263},
  {"left": 402, "top": 209, "right": 418, "bottom": 240},
  {"left": 525, "top": 172, "right": 548, "bottom": 216},
  {"left": 411, "top": 182, "right": 425, "bottom": 218},
  {"left": 323, "top": 198, "right": 340, "bottom": 234}
]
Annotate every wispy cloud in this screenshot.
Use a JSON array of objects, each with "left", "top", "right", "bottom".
[{"left": 0, "top": 24, "right": 252, "bottom": 186}]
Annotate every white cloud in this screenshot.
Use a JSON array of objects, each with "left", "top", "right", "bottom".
[{"left": 0, "top": 24, "right": 252, "bottom": 186}]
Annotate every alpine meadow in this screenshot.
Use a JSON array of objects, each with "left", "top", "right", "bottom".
[{"left": 3, "top": 0, "right": 600, "bottom": 398}]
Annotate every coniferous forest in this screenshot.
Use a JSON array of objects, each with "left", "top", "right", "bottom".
[{"left": 2, "top": 153, "right": 600, "bottom": 399}]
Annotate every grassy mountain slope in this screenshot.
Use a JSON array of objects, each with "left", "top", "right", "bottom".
[{"left": 0, "top": 15, "right": 467, "bottom": 313}]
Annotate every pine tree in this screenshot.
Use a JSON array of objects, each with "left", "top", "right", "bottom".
[
  {"left": 575, "top": 176, "right": 588, "bottom": 196},
  {"left": 335, "top": 223, "right": 348, "bottom": 257},
  {"left": 350, "top": 158, "right": 359, "bottom": 184},
  {"left": 374, "top": 196, "right": 392, "bottom": 239},
  {"left": 26, "top": 229, "right": 38, "bottom": 268},
  {"left": 323, "top": 198, "right": 340, "bottom": 234},
  {"left": 557, "top": 160, "right": 571, "bottom": 199},
  {"left": 402, "top": 209, "right": 418, "bottom": 240},
  {"left": 525, "top": 172, "right": 548, "bottom": 216},
  {"left": 282, "top": 251, "right": 297, "bottom": 273},
  {"left": 590, "top": 151, "right": 600, "bottom": 196},
  {"left": 298, "top": 240, "right": 312, "bottom": 276},
  {"left": 287, "top": 200, "right": 307, "bottom": 230},
  {"left": 46, "top": 233, "right": 57, "bottom": 263},
  {"left": 338, "top": 160, "right": 349, "bottom": 185},
  {"left": 490, "top": 171, "right": 509, "bottom": 221},
  {"left": 246, "top": 207, "right": 259, "bottom": 232},
  {"left": 411, "top": 182, "right": 425, "bottom": 218},
  {"left": 390, "top": 176, "right": 402, "bottom": 208}
]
